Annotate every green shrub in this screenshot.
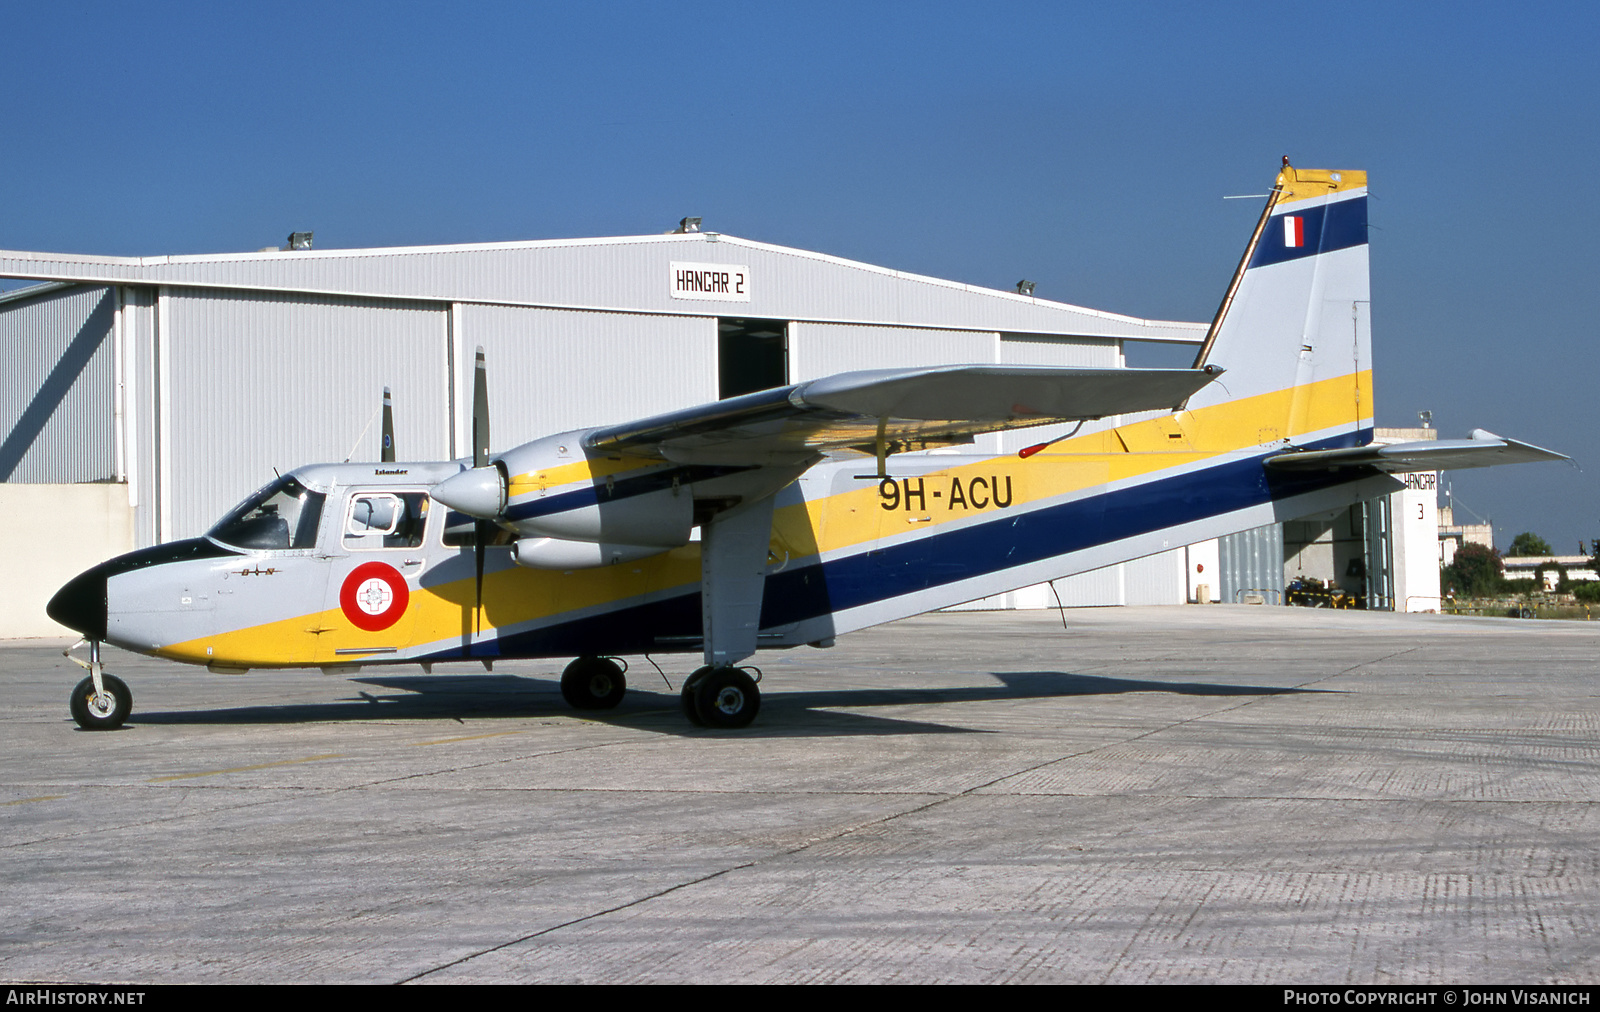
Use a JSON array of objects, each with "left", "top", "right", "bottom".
[
  {"left": 1444, "top": 543, "right": 1504, "bottom": 598},
  {"left": 1573, "top": 582, "right": 1600, "bottom": 603}
]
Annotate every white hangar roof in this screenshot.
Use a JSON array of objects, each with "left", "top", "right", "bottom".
[{"left": 0, "top": 232, "right": 1205, "bottom": 343}]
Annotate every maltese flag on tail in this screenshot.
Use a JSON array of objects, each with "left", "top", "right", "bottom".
[{"left": 1282, "top": 215, "right": 1304, "bottom": 248}]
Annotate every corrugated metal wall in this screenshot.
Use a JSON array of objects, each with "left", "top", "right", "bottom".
[
  {"left": 122, "top": 287, "right": 158, "bottom": 546},
  {"left": 1219, "top": 524, "right": 1286, "bottom": 604},
  {"left": 1123, "top": 549, "right": 1186, "bottom": 604},
  {"left": 0, "top": 285, "right": 114, "bottom": 483},
  {"left": 163, "top": 288, "right": 450, "bottom": 539},
  {"left": 455, "top": 304, "right": 715, "bottom": 449}
]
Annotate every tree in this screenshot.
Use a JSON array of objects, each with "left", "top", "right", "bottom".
[
  {"left": 1508, "top": 532, "right": 1554, "bottom": 557},
  {"left": 1444, "top": 543, "right": 1503, "bottom": 598}
]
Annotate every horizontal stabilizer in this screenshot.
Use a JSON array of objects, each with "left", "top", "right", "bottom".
[
  {"left": 1265, "top": 429, "right": 1569, "bottom": 473},
  {"left": 586, "top": 365, "right": 1219, "bottom": 464}
]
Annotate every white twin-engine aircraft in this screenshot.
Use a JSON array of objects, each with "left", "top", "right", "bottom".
[{"left": 48, "top": 162, "right": 1565, "bottom": 730}]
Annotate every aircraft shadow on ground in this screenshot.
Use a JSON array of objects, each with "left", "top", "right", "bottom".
[{"left": 127, "top": 670, "right": 1332, "bottom": 738}]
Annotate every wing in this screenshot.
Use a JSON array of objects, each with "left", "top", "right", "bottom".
[
  {"left": 585, "top": 364, "right": 1220, "bottom": 464},
  {"left": 1265, "top": 429, "right": 1569, "bottom": 472}
]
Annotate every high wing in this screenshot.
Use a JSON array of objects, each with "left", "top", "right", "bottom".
[
  {"left": 1265, "top": 429, "right": 1569, "bottom": 472},
  {"left": 585, "top": 364, "right": 1221, "bottom": 464}
]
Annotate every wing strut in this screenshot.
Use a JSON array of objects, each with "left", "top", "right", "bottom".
[{"left": 699, "top": 496, "right": 778, "bottom": 669}]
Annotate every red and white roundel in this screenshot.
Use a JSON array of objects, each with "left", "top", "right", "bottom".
[{"left": 339, "top": 561, "right": 410, "bottom": 632}]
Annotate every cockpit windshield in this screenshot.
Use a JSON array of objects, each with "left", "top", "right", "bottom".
[{"left": 208, "top": 476, "right": 326, "bottom": 550}]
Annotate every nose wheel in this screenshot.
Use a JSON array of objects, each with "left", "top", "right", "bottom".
[
  {"left": 65, "top": 640, "right": 132, "bottom": 730},
  {"left": 680, "top": 665, "right": 760, "bottom": 729},
  {"left": 70, "top": 674, "right": 132, "bottom": 730}
]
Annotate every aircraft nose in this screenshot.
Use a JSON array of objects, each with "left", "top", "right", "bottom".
[{"left": 47, "top": 566, "right": 108, "bottom": 640}]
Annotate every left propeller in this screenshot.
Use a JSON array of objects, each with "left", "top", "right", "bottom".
[{"left": 428, "top": 347, "right": 505, "bottom": 635}]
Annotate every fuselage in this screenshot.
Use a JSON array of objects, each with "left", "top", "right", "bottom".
[{"left": 48, "top": 368, "right": 1390, "bottom": 671}]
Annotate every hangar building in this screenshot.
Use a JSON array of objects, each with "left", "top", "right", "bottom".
[{"left": 2, "top": 227, "right": 1224, "bottom": 635}]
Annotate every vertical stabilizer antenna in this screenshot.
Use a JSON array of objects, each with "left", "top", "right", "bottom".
[{"left": 1190, "top": 163, "right": 1288, "bottom": 370}]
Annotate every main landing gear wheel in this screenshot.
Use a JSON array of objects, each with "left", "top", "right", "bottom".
[
  {"left": 560, "top": 656, "right": 627, "bottom": 710},
  {"left": 683, "top": 665, "right": 760, "bottom": 729},
  {"left": 69, "top": 674, "right": 132, "bottom": 731}
]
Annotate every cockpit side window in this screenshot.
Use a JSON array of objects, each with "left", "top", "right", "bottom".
[
  {"left": 344, "top": 492, "right": 429, "bottom": 550},
  {"left": 209, "top": 477, "right": 326, "bottom": 550}
]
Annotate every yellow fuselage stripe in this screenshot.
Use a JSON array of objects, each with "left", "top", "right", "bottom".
[{"left": 160, "top": 371, "right": 1371, "bottom": 666}]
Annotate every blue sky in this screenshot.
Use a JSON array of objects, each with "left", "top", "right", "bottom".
[{"left": 4, "top": 1, "right": 1596, "bottom": 551}]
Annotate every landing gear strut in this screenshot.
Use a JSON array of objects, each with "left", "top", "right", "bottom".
[
  {"left": 680, "top": 665, "right": 761, "bottom": 729},
  {"left": 560, "top": 655, "right": 627, "bottom": 710},
  {"left": 66, "top": 640, "right": 132, "bottom": 730}
]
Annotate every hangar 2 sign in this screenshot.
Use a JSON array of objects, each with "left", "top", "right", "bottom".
[{"left": 670, "top": 261, "right": 750, "bottom": 302}]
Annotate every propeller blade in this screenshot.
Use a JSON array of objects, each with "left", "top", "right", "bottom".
[
  {"left": 472, "top": 346, "right": 490, "bottom": 469},
  {"left": 381, "top": 387, "right": 395, "bottom": 463},
  {"left": 474, "top": 520, "right": 491, "bottom": 635},
  {"left": 470, "top": 348, "right": 492, "bottom": 634}
]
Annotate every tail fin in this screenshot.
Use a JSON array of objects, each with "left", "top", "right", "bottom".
[{"left": 1186, "top": 160, "right": 1372, "bottom": 449}]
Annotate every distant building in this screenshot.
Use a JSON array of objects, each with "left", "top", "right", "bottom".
[
  {"left": 1499, "top": 556, "right": 1599, "bottom": 589},
  {"left": 1438, "top": 506, "right": 1493, "bottom": 569}
]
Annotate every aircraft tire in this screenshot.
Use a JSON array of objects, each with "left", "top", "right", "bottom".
[
  {"left": 69, "top": 674, "right": 132, "bottom": 731},
  {"left": 681, "top": 666, "right": 710, "bottom": 726},
  {"left": 692, "top": 666, "right": 760, "bottom": 729},
  {"left": 560, "top": 656, "right": 626, "bottom": 710}
]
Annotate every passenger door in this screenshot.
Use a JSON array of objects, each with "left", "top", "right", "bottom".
[{"left": 315, "top": 489, "right": 430, "bottom": 664}]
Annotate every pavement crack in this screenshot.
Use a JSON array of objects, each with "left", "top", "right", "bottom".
[{"left": 396, "top": 857, "right": 767, "bottom": 983}]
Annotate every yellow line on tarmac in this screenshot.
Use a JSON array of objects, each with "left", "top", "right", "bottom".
[
  {"left": 147, "top": 754, "right": 347, "bottom": 782},
  {"left": 409, "top": 731, "right": 524, "bottom": 746},
  {"left": 3, "top": 795, "right": 66, "bottom": 805}
]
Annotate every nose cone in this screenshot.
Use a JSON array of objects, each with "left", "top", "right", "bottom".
[
  {"left": 433, "top": 465, "right": 507, "bottom": 519},
  {"left": 45, "top": 538, "right": 241, "bottom": 643},
  {"left": 48, "top": 566, "right": 108, "bottom": 640}
]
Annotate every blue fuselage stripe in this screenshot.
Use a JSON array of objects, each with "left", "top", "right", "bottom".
[{"left": 440, "top": 428, "right": 1372, "bottom": 660}]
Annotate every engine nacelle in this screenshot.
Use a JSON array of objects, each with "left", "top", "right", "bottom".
[
  {"left": 512, "top": 538, "right": 670, "bottom": 570},
  {"left": 495, "top": 433, "right": 694, "bottom": 547}
]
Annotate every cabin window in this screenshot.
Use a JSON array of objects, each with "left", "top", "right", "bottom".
[
  {"left": 208, "top": 477, "right": 326, "bottom": 551},
  {"left": 344, "top": 492, "right": 429, "bottom": 550}
]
